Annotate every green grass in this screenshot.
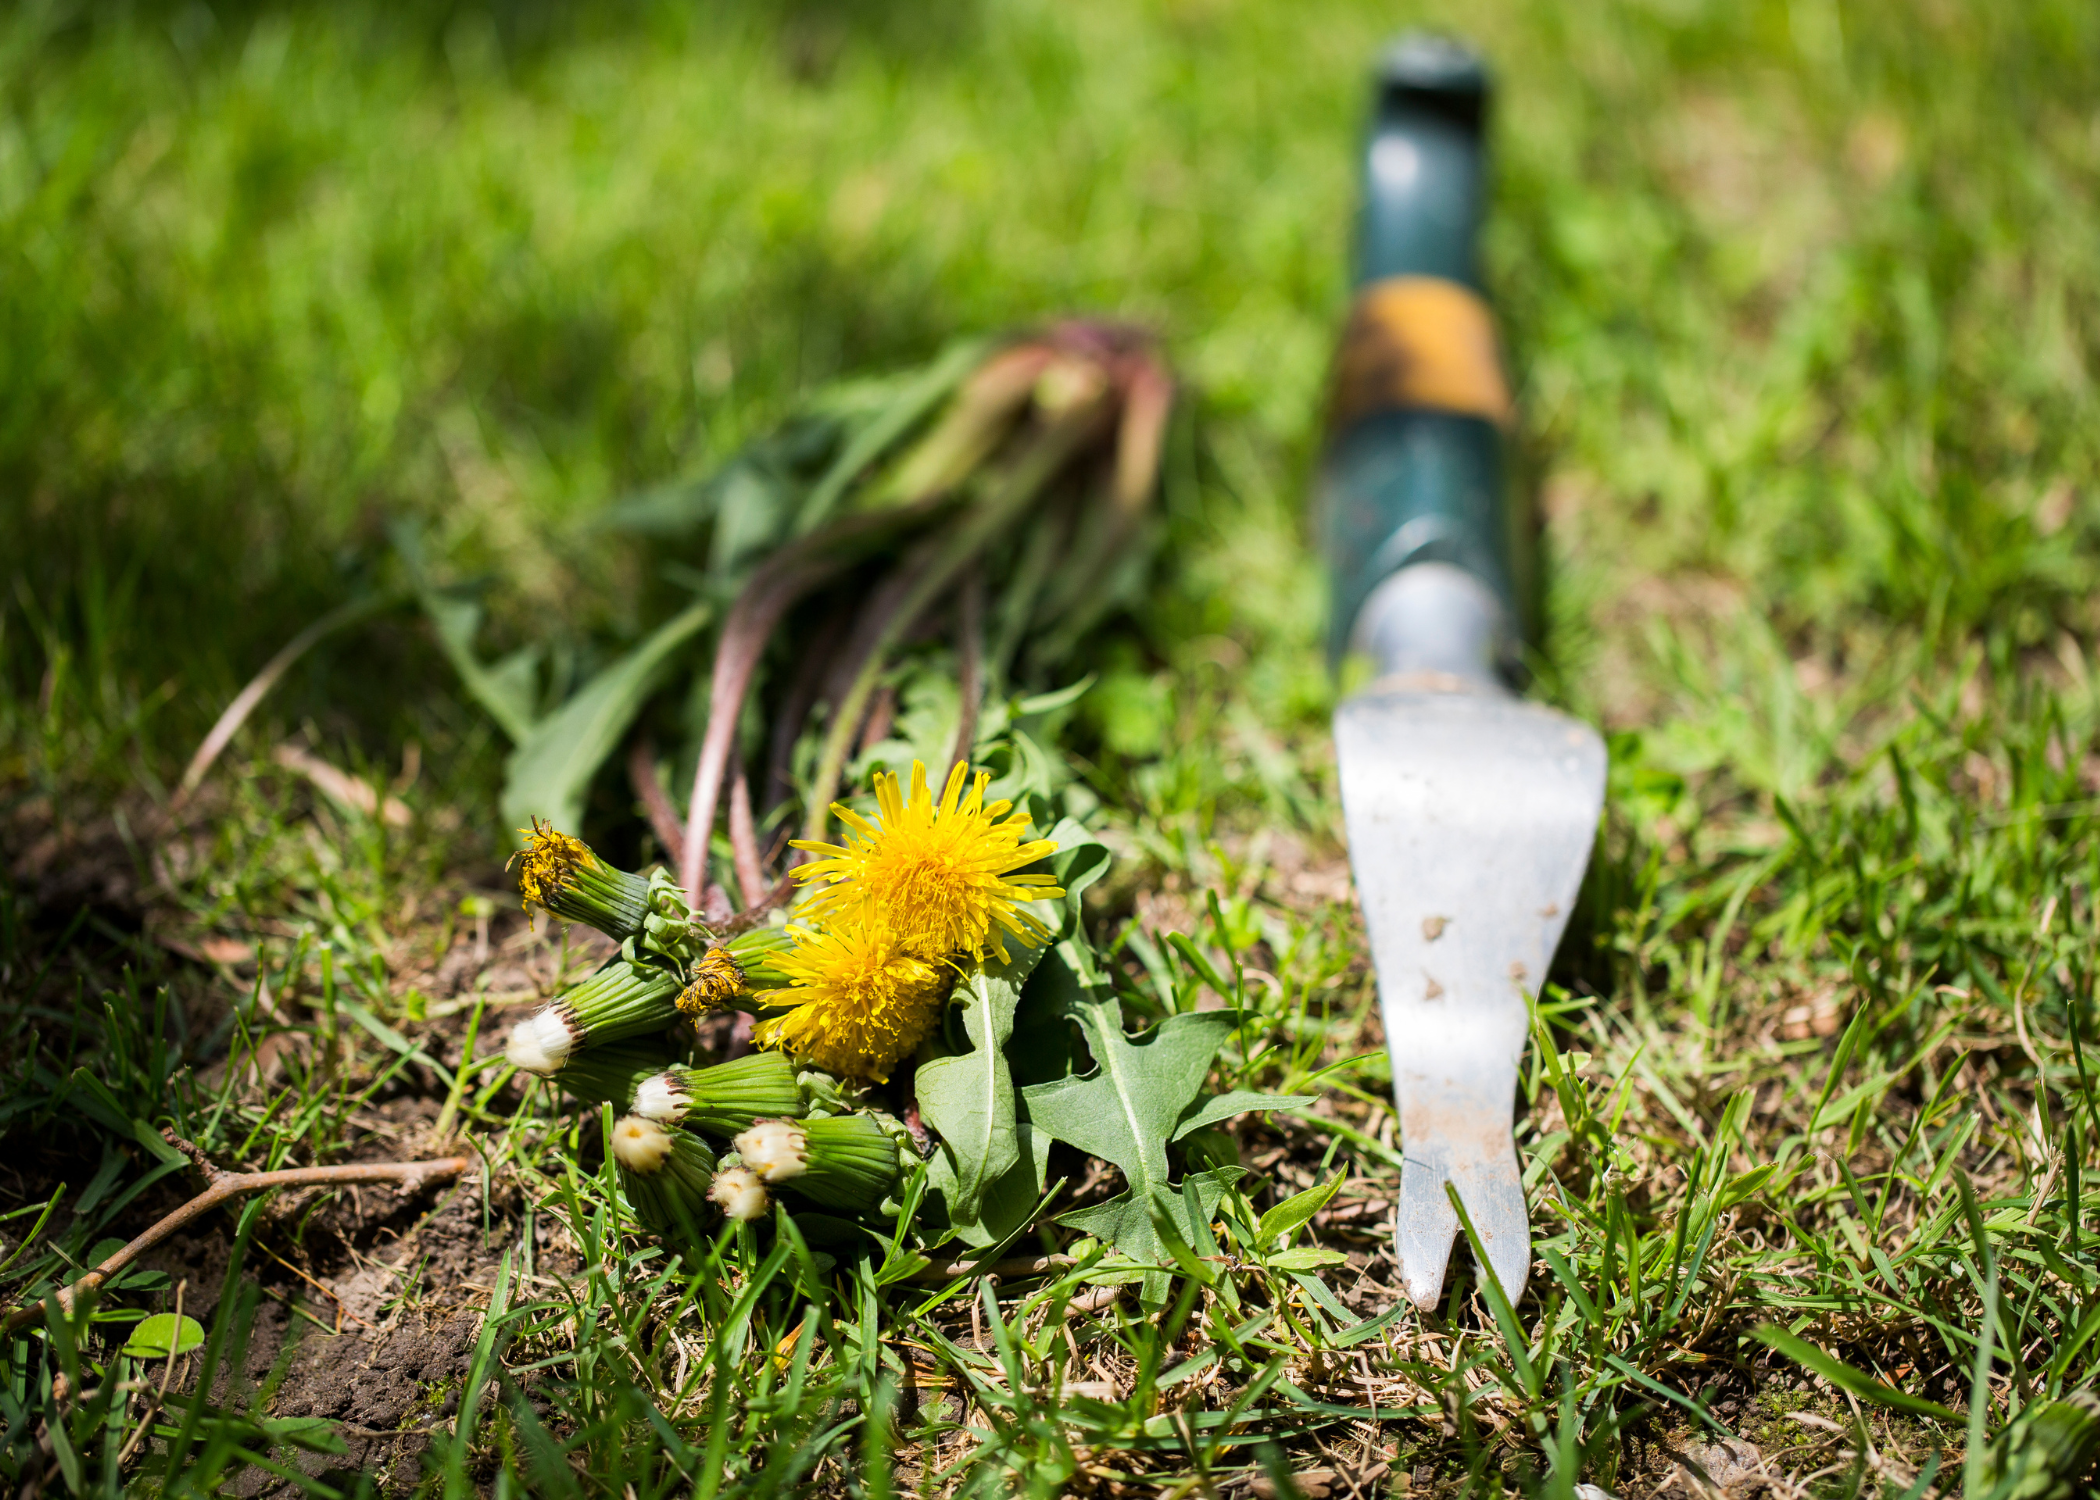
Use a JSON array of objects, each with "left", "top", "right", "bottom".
[{"left": 8, "top": 0, "right": 2100, "bottom": 1494}]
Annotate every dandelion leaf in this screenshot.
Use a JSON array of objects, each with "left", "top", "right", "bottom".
[
  {"left": 1024, "top": 995, "right": 1304, "bottom": 1260},
  {"left": 920, "top": 820, "right": 1112, "bottom": 1237},
  {"left": 1055, "top": 1163, "right": 1248, "bottom": 1267},
  {"left": 918, "top": 945, "right": 1044, "bottom": 1227},
  {"left": 421, "top": 589, "right": 542, "bottom": 744},
  {"left": 499, "top": 600, "right": 711, "bottom": 839}
]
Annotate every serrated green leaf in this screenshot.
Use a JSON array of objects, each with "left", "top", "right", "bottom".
[
  {"left": 1027, "top": 986, "right": 1247, "bottom": 1266},
  {"left": 942, "top": 1119, "right": 1053, "bottom": 1249},
  {"left": 1256, "top": 1169, "right": 1347, "bottom": 1247},
  {"left": 123, "top": 1312, "right": 205, "bottom": 1359},
  {"left": 1056, "top": 1165, "right": 1247, "bottom": 1266},
  {"left": 1024, "top": 997, "right": 1239, "bottom": 1261},
  {"left": 1009, "top": 943, "right": 1086, "bottom": 1088},
  {"left": 500, "top": 600, "right": 711, "bottom": 838},
  {"left": 1171, "top": 1089, "right": 1313, "bottom": 1142},
  {"left": 918, "top": 940, "right": 1052, "bottom": 1229}
]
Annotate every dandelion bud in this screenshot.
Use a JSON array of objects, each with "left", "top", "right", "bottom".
[
  {"left": 611, "top": 1115, "right": 675, "bottom": 1173},
  {"left": 630, "top": 1052, "right": 804, "bottom": 1138},
  {"left": 676, "top": 946, "right": 748, "bottom": 1015},
  {"left": 510, "top": 821, "right": 654, "bottom": 940},
  {"left": 733, "top": 1119, "right": 809, "bottom": 1183},
  {"left": 505, "top": 959, "right": 680, "bottom": 1076},
  {"left": 611, "top": 1116, "right": 718, "bottom": 1245},
  {"left": 557, "top": 1039, "right": 680, "bottom": 1112},
  {"left": 505, "top": 1006, "right": 579, "bottom": 1075},
  {"left": 766, "top": 1114, "right": 901, "bottom": 1217},
  {"left": 709, "top": 1166, "right": 771, "bottom": 1223},
  {"left": 633, "top": 1071, "right": 683, "bottom": 1122}
]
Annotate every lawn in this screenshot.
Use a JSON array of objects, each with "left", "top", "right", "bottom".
[{"left": 6, "top": 0, "right": 2100, "bottom": 1495}]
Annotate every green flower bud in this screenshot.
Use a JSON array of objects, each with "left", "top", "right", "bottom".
[
  {"left": 632, "top": 1052, "right": 804, "bottom": 1138},
  {"left": 504, "top": 958, "right": 681, "bottom": 1074},
  {"left": 611, "top": 1115, "right": 719, "bottom": 1245},
  {"left": 731, "top": 1114, "right": 900, "bottom": 1217}
]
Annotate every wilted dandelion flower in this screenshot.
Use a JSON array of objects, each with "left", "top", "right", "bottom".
[
  {"left": 510, "top": 820, "right": 653, "bottom": 940},
  {"left": 791, "top": 760, "right": 1064, "bottom": 962},
  {"left": 752, "top": 919, "right": 949, "bottom": 1081},
  {"left": 676, "top": 945, "right": 748, "bottom": 1016}
]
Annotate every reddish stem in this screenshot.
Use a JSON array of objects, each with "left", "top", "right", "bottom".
[
  {"left": 628, "top": 737, "right": 685, "bottom": 868},
  {"left": 728, "top": 757, "right": 764, "bottom": 909}
]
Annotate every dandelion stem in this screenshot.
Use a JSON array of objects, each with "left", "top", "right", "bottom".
[{"left": 729, "top": 757, "right": 765, "bottom": 909}]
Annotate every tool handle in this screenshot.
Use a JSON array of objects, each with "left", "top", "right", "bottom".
[{"left": 1318, "top": 35, "right": 1521, "bottom": 688}]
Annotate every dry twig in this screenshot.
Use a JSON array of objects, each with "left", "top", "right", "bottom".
[{"left": 1, "top": 1133, "right": 470, "bottom": 1336}]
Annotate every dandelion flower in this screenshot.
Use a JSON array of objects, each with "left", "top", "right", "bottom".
[
  {"left": 791, "top": 761, "right": 1065, "bottom": 962},
  {"left": 752, "top": 919, "right": 950, "bottom": 1082}
]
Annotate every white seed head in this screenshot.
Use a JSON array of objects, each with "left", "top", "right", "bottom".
[
  {"left": 709, "top": 1166, "right": 771, "bottom": 1222},
  {"left": 611, "top": 1115, "right": 675, "bottom": 1174},
  {"left": 633, "top": 1072, "right": 687, "bottom": 1123},
  {"left": 732, "top": 1119, "right": 809, "bottom": 1183},
  {"left": 505, "top": 1008, "right": 577, "bottom": 1075}
]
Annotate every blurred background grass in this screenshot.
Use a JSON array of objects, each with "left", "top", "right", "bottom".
[{"left": 4, "top": 0, "right": 2098, "bottom": 823}]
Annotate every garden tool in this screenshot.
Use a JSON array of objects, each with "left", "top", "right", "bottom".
[{"left": 1320, "top": 36, "right": 1606, "bottom": 1310}]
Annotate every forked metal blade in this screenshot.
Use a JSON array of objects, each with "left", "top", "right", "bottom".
[{"left": 1334, "top": 683, "right": 1605, "bottom": 1310}]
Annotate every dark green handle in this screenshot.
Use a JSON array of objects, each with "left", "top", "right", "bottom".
[{"left": 1319, "top": 36, "right": 1519, "bottom": 672}]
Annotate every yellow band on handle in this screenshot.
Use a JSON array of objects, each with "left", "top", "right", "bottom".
[{"left": 1327, "top": 275, "right": 1513, "bottom": 430}]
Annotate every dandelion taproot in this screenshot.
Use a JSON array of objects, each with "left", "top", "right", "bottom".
[
  {"left": 791, "top": 760, "right": 1064, "bottom": 962},
  {"left": 752, "top": 919, "right": 950, "bottom": 1082}
]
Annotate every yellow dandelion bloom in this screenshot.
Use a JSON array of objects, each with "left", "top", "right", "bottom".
[
  {"left": 751, "top": 920, "right": 951, "bottom": 1082},
  {"left": 791, "top": 761, "right": 1065, "bottom": 962},
  {"left": 676, "top": 946, "right": 748, "bottom": 1016}
]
